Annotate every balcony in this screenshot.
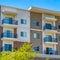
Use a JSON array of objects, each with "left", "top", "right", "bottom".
[
  {"left": 44, "top": 37, "right": 58, "bottom": 44},
  {"left": 44, "top": 50, "right": 58, "bottom": 55},
  {"left": 2, "top": 18, "right": 18, "bottom": 28},
  {"left": 1, "top": 33, "right": 18, "bottom": 41},
  {"left": 44, "top": 15, "right": 57, "bottom": 21},
  {"left": 43, "top": 24, "right": 57, "bottom": 33}
]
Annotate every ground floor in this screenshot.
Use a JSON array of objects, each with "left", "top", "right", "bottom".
[{"left": 0, "top": 40, "right": 60, "bottom": 60}]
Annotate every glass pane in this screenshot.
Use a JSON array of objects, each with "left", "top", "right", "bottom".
[
  {"left": 33, "top": 46, "right": 39, "bottom": 51},
  {"left": 9, "top": 44, "right": 12, "bottom": 51},
  {"left": 21, "top": 19, "right": 26, "bottom": 24},
  {"left": 21, "top": 32, "right": 23, "bottom": 36},
  {"left": 4, "top": 44, "right": 12, "bottom": 51},
  {"left": 4, "top": 44, "right": 9, "bottom": 51},
  {"left": 33, "top": 21, "right": 39, "bottom": 26},
  {"left": 21, "top": 32, "right": 27, "bottom": 37},
  {"left": 34, "top": 33, "right": 39, "bottom": 39}
]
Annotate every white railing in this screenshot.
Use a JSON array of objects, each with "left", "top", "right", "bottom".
[{"left": 40, "top": 54, "right": 60, "bottom": 58}]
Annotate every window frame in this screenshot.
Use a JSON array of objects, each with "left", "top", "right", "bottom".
[
  {"left": 33, "top": 33, "right": 39, "bottom": 39},
  {"left": 33, "top": 46, "right": 39, "bottom": 52},
  {"left": 33, "top": 21, "right": 39, "bottom": 26},
  {"left": 58, "top": 25, "right": 60, "bottom": 29},
  {"left": 21, "top": 32, "right": 27, "bottom": 37},
  {"left": 21, "top": 19, "right": 27, "bottom": 24}
]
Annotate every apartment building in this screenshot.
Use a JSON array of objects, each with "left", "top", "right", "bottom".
[
  {"left": 0, "top": 5, "right": 60, "bottom": 60},
  {"left": 29, "top": 7, "right": 60, "bottom": 60},
  {"left": 0, "top": 5, "right": 30, "bottom": 51}
]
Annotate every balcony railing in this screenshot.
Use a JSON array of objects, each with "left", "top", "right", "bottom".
[
  {"left": 2, "top": 18, "right": 18, "bottom": 25},
  {"left": 44, "top": 37, "right": 57, "bottom": 42},
  {"left": 43, "top": 24, "right": 57, "bottom": 30},
  {"left": 1, "top": 33, "right": 17, "bottom": 38},
  {"left": 44, "top": 50, "right": 58, "bottom": 55}
]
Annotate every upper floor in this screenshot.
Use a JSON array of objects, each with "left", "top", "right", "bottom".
[{"left": 0, "top": 5, "right": 60, "bottom": 31}]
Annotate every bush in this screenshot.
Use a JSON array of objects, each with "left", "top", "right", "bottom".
[{"left": 0, "top": 43, "right": 39, "bottom": 60}]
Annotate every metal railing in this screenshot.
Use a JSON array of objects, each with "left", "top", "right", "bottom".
[
  {"left": 44, "top": 50, "right": 58, "bottom": 55},
  {"left": 2, "top": 19, "right": 18, "bottom": 25},
  {"left": 44, "top": 37, "right": 57, "bottom": 42},
  {"left": 1, "top": 33, "right": 17, "bottom": 38},
  {"left": 43, "top": 25, "right": 57, "bottom": 30}
]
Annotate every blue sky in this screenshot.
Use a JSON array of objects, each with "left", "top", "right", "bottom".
[{"left": 0, "top": 0, "right": 60, "bottom": 11}]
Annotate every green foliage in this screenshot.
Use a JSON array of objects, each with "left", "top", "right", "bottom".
[
  {"left": 46, "top": 58, "right": 49, "bottom": 60},
  {"left": 0, "top": 43, "right": 39, "bottom": 60}
]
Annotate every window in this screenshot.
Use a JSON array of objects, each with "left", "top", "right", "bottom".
[
  {"left": 49, "top": 48, "right": 53, "bottom": 54},
  {"left": 33, "top": 33, "right": 39, "bottom": 39},
  {"left": 3, "top": 30, "right": 13, "bottom": 38},
  {"left": 58, "top": 25, "right": 60, "bottom": 29},
  {"left": 59, "top": 37, "right": 60, "bottom": 41},
  {"left": 33, "top": 21, "right": 39, "bottom": 26},
  {"left": 33, "top": 46, "right": 39, "bottom": 51},
  {"left": 4, "top": 44, "right": 12, "bottom": 51},
  {"left": 3, "top": 17, "right": 13, "bottom": 24},
  {"left": 21, "top": 19, "right": 27, "bottom": 24},
  {"left": 45, "top": 35, "right": 52, "bottom": 42},
  {"left": 21, "top": 32, "right": 27, "bottom": 37},
  {"left": 45, "top": 23, "right": 52, "bottom": 29},
  {"left": 46, "top": 47, "right": 53, "bottom": 54}
]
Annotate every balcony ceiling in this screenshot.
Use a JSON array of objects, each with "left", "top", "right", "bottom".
[{"left": 2, "top": 11, "right": 17, "bottom": 17}]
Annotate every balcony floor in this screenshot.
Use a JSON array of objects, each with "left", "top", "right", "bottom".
[{"left": 2, "top": 23, "right": 18, "bottom": 28}]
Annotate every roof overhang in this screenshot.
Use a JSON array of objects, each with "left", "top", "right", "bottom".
[{"left": 28, "top": 7, "right": 60, "bottom": 16}]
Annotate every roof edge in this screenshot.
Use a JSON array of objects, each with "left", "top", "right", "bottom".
[
  {"left": 28, "top": 6, "right": 60, "bottom": 16},
  {"left": 0, "top": 4, "right": 29, "bottom": 12}
]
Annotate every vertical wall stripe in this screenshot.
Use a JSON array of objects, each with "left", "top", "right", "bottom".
[{"left": 0, "top": 5, "right": 1, "bottom": 24}]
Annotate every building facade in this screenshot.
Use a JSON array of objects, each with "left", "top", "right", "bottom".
[
  {"left": 0, "top": 5, "right": 30, "bottom": 51},
  {"left": 0, "top": 5, "right": 60, "bottom": 60}
]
